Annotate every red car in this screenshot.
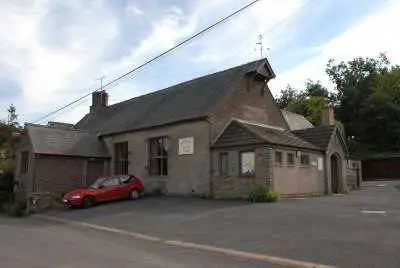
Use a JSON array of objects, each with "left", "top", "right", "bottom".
[{"left": 63, "top": 174, "right": 144, "bottom": 208}]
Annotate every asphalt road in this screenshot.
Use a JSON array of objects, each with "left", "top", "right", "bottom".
[
  {"left": 43, "top": 181, "right": 400, "bottom": 268},
  {"left": 0, "top": 217, "right": 280, "bottom": 268}
]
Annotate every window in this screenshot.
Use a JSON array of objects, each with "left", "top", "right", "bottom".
[
  {"left": 114, "top": 142, "right": 128, "bottom": 174},
  {"left": 149, "top": 137, "right": 169, "bottom": 176},
  {"left": 300, "top": 154, "right": 310, "bottom": 166},
  {"left": 101, "top": 177, "right": 120, "bottom": 188},
  {"left": 240, "top": 151, "right": 255, "bottom": 176},
  {"left": 20, "top": 151, "right": 29, "bottom": 174},
  {"left": 287, "top": 153, "right": 295, "bottom": 166},
  {"left": 275, "top": 151, "right": 282, "bottom": 165},
  {"left": 219, "top": 152, "right": 228, "bottom": 176},
  {"left": 120, "top": 175, "right": 134, "bottom": 184}
]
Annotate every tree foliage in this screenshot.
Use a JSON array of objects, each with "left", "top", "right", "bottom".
[
  {"left": 0, "top": 105, "right": 22, "bottom": 174},
  {"left": 275, "top": 52, "right": 400, "bottom": 156},
  {"left": 276, "top": 80, "right": 332, "bottom": 126}
]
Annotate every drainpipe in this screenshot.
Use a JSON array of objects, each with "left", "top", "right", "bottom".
[{"left": 206, "top": 117, "right": 213, "bottom": 198}]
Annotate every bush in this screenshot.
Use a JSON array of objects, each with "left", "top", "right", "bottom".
[
  {"left": 2, "top": 198, "right": 27, "bottom": 217},
  {"left": 0, "top": 172, "right": 14, "bottom": 193},
  {"left": 248, "top": 186, "right": 280, "bottom": 203}
]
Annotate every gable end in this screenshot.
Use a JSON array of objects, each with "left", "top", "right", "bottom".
[{"left": 213, "top": 121, "right": 264, "bottom": 148}]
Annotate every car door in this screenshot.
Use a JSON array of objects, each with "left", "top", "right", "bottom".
[
  {"left": 98, "top": 177, "right": 121, "bottom": 201},
  {"left": 119, "top": 175, "right": 134, "bottom": 197}
]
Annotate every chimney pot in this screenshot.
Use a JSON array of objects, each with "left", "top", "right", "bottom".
[
  {"left": 90, "top": 90, "right": 108, "bottom": 112},
  {"left": 321, "top": 105, "right": 335, "bottom": 125}
]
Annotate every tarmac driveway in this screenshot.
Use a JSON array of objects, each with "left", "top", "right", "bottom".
[{"left": 43, "top": 181, "right": 400, "bottom": 268}]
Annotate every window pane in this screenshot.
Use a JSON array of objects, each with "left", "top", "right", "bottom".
[
  {"left": 287, "top": 153, "right": 294, "bottom": 165},
  {"left": 220, "top": 153, "right": 228, "bottom": 175},
  {"left": 149, "top": 158, "right": 157, "bottom": 175},
  {"left": 275, "top": 151, "right": 282, "bottom": 164},
  {"left": 102, "top": 178, "right": 120, "bottom": 187},
  {"left": 301, "top": 155, "right": 310, "bottom": 165},
  {"left": 148, "top": 137, "right": 169, "bottom": 176},
  {"left": 120, "top": 175, "right": 132, "bottom": 184},
  {"left": 162, "top": 138, "right": 169, "bottom": 157},
  {"left": 240, "top": 152, "right": 255, "bottom": 175},
  {"left": 162, "top": 157, "right": 168, "bottom": 175},
  {"left": 114, "top": 142, "right": 128, "bottom": 174}
]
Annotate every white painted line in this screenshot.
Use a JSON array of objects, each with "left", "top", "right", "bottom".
[
  {"left": 377, "top": 184, "right": 387, "bottom": 187},
  {"left": 361, "top": 210, "right": 387, "bottom": 214},
  {"left": 35, "top": 214, "right": 336, "bottom": 268}
]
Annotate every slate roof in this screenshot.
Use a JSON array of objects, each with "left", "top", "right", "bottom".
[
  {"left": 281, "top": 110, "right": 314, "bottom": 130},
  {"left": 26, "top": 124, "right": 110, "bottom": 158},
  {"left": 214, "top": 119, "right": 319, "bottom": 150},
  {"left": 292, "top": 125, "right": 336, "bottom": 150},
  {"left": 75, "top": 59, "right": 274, "bottom": 135}
]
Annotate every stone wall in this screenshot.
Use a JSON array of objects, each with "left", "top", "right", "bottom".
[
  {"left": 14, "top": 131, "right": 35, "bottom": 192},
  {"left": 103, "top": 120, "right": 211, "bottom": 196},
  {"left": 211, "top": 146, "right": 272, "bottom": 199},
  {"left": 346, "top": 159, "right": 362, "bottom": 190},
  {"left": 211, "top": 77, "right": 289, "bottom": 140}
]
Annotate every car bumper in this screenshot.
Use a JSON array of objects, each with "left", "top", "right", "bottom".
[{"left": 63, "top": 198, "right": 82, "bottom": 206}]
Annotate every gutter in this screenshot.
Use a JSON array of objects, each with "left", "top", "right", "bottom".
[{"left": 99, "top": 116, "right": 208, "bottom": 138}]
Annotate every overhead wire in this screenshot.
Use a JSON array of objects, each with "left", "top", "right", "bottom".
[{"left": 31, "top": 0, "right": 262, "bottom": 124}]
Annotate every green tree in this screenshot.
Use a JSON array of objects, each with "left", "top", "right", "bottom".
[
  {"left": 275, "top": 85, "right": 299, "bottom": 109},
  {"left": 325, "top": 53, "right": 392, "bottom": 153},
  {"left": 357, "top": 66, "right": 400, "bottom": 153},
  {"left": 0, "top": 105, "right": 22, "bottom": 173}
]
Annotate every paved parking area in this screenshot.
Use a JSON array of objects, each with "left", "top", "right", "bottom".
[
  {"left": 43, "top": 181, "right": 400, "bottom": 268},
  {"left": 0, "top": 217, "right": 280, "bottom": 268}
]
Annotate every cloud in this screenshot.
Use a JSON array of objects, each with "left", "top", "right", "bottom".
[
  {"left": 0, "top": 0, "right": 398, "bottom": 125},
  {"left": 191, "top": 0, "right": 308, "bottom": 67},
  {"left": 269, "top": 0, "right": 400, "bottom": 95},
  {"left": 126, "top": 5, "right": 144, "bottom": 17}
]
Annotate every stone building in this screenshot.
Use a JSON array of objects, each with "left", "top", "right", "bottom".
[{"left": 14, "top": 58, "right": 359, "bottom": 198}]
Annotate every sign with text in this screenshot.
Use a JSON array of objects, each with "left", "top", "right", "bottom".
[
  {"left": 317, "top": 157, "right": 323, "bottom": 171},
  {"left": 178, "top": 137, "right": 194, "bottom": 155}
]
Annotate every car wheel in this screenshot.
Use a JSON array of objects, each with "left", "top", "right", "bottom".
[
  {"left": 82, "top": 196, "right": 95, "bottom": 208},
  {"left": 129, "top": 189, "right": 139, "bottom": 200}
]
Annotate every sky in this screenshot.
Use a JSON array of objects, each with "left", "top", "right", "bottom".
[{"left": 0, "top": 0, "right": 399, "bottom": 124}]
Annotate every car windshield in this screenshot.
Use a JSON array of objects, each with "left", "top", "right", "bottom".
[{"left": 89, "top": 177, "right": 107, "bottom": 189}]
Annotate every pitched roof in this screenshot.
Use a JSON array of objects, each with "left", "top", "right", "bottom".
[
  {"left": 281, "top": 110, "right": 314, "bottom": 130},
  {"left": 213, "top": 119, "right": 319, "bottom": 150},
  {"left": 75, "top": 59, "right": 274, "bottom": 135},
  {"left": 26, "top": 124, "right": 109, "bottom": 158},
  {"left": 292, "top": 125, "right": 336, "bottom": 150}
]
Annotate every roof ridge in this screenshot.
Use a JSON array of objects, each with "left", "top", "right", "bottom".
[
  {"left": 90, "top": 58, "right": 267, "bottom": 112},
  {"left": 26, "top": 123, "right": 89, "bottom": 133},
  {"left": 232, "top": 118, "right": 285, "bottom": 131}
]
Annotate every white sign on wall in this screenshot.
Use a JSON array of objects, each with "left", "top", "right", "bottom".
[
  {"left": 178, "top": 137, "right": 194, "bottom": 155},
  {"left": 317, "top": 157, "right": 323, "bottom": 171}
]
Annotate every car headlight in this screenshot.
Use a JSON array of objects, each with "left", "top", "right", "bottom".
[{"left": 70, "top": 195, "right": 82, "bottom": 199}]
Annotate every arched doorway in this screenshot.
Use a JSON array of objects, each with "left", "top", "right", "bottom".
[{"left": 330, "top": 154, "right": 341, "bottom": 193}]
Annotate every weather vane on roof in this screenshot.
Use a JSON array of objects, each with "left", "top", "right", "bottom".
[{"left": 255, "top": 34, "right": 270, "bottom": 58}]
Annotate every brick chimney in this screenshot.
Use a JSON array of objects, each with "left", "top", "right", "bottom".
[
  {"left": 321, "top": 105, "right": 335, "bottom": 125},
  {"left": 90, "top": 90, "right": 108, "bottom": 112}
]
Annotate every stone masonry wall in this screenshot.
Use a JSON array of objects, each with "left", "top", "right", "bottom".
[{"left": 211, "top": 146, "right": 272, "bottom": 199}]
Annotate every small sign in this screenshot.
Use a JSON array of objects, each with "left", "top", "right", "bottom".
[
  {"left": 317, "top": 157, "right": 323, "bottom": 171},
  {"left": 179, "top": 137, "right": 194, "bottom": 155}
]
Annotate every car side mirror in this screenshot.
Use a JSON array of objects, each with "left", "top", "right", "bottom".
[{"left": 98, "top": 185, "right": 105, "bottom": 189}]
